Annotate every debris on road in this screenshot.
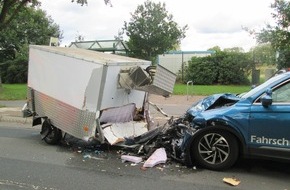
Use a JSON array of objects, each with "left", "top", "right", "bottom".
[
  {"left": 143, "top": 148, "right": 167, "bottom": 168},
  {"left": 121, "top": 155, "right": 143, "bottom": 164},
  {"left": 223, "top": 177, "right": 241, "bottom": 186},
  {"left": 83, "top": 154, "right": 105, "bottom": 160}
]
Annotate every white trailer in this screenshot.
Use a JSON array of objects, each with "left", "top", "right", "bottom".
[{"left": 23, "top": 45, "right": 176, "bottom": 145}]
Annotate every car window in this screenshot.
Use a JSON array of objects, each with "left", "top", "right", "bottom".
[
  {"left": 272, "top": 81, "right": 290, "bottom": 103},
  {"left": 254, "top": 80, "right": 290, "bottom": 104},
  {"left": 241, "top": 73, "right": 287, "bottom": 99}
]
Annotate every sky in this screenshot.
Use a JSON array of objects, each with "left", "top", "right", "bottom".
[{"left": 39, "top": 0, "right": 275, "bottom": 52}]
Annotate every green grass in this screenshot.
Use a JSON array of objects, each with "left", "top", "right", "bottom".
[
  {"left": 174, "top": 84, "right": 251, "bottom": 96},
  {"left": 0, "top": 83, "right": 252, "bottom": 100},
  {"left": 0, "top": 84, "right": 27, "bottom": 100}
]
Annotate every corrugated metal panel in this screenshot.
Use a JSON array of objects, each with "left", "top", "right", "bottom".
[{"left": 29, "top": 89, "right": 97, "bottom": 140}]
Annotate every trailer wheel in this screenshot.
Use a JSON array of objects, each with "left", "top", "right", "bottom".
[{"left": 41, "top": 119, "right": 62, "bottom": 145}]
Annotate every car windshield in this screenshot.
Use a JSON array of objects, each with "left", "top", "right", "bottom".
[{"left": 241, "top": 73, "right": 287, "bottom": 99}]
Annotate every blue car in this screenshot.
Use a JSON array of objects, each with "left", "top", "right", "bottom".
[{"left": 163, "top": 71, "right": 290, "bottom": 170}]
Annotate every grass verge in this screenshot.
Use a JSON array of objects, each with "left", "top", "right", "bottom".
[
  {"left": 0, "top": 84, "right": 27, "bottom": 100},
  {"left": 0, "top": 83, "right": 252, "bottom": 100},
  {"left": 174, "top": 84, "right": 251, "bottom": 96}
]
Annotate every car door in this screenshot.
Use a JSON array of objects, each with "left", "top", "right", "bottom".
[{"left": 248, "top": 80, "right": 290, "bottom": 159}]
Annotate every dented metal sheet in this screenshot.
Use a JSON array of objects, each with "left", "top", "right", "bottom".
[
  {"left": 118, "top": 65, "right": 176, "bottom": 97},
  {"left": 186, "top": 93, "right": 241, "bottom": 117}
]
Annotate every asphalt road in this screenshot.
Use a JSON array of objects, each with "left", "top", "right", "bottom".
[{"left": 1, "top": 122, "right": 290, "bottom": 190}]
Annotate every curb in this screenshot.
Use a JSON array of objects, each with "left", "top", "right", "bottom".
[
  {"left": 0, "top": 107, "right": 32, "bottom": 124},
  {"left": 0, "top": 115, "right": 32, "bottom": 124}
]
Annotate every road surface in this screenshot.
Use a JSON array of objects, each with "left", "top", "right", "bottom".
[{"left": 0, "top": 122, "right": 290, "bottom": 190}]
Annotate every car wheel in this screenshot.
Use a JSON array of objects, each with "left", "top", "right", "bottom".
[
  {"left": 192, "top": 130, "right": 238, "bottom": 170},
  {"left": 41, "top": 119, "right": 62, "bottom": 145}
]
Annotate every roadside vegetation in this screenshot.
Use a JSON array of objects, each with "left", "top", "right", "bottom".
[
  {"left": 174, "top": 84, "right": 251, "bottom": 96},
  {"left": 0, "top": 1, "right": 289, "bottom": 100},
  {"left": 0, "top": 83, "right": 251, "bottom": 100},
  {"left": 0, "top": 84, "right": 27, "bottom": 100}
]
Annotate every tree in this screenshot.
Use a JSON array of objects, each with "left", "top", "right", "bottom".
[
  {"left": 0, "top": 6, "right": 61, "bottom": 53},
  {"left": 208, "top": 46, "right": 222, "bottom": 52},
  {"left": 255, "top": 0, "right": 290, "bottom": 69},
  {"left": 0, "top": 0, "right": 111, "bottom": 31},
  {"left": 224, "top": 47, "right": 245, "bottom": 53},
  {"left": 249, "top": 44, "right": 276, "bottom": 66},
  {"left": 71, "top": 0, "right": 112, "bottom": 6},
  {"left": 0, "top": 0, "right": 39, "bottom": 31},
  {"left": 123, "top": 0, "right": 188, "bottom": 62},
  {"left": 0, "top": 6, "right": 61, "bottom": 83}
]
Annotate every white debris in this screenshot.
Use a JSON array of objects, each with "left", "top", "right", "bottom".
[
  {"left": 143, "top": 148, "right": 167, "bottom": 168},
  {"left": 121, "top": 155, "right": 143, "bottom": 164}
]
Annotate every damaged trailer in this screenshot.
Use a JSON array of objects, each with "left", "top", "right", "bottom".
[{"left": 23, "top": 45, "right": 176, "bottom": 146}]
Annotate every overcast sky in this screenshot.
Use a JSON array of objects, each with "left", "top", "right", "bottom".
[{"left": 39, "top": 0, "right": 275, "bottom": 52}]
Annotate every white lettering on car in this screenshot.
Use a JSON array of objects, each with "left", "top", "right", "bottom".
[{"left": 251, "top": 135, "right": 289, "bottom": 146}]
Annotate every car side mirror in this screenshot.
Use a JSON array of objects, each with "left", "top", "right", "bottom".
[{"left": 261, "top": 88, "right": 272, "bottom": 107}]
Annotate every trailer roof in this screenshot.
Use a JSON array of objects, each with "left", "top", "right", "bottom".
[{"left": 30, "top": 45, "right": 150, "bottom": 65}]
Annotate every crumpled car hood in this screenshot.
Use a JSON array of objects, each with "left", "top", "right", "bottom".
[{"left": 186, "top": 93, "right": 241, "bottom": 117}]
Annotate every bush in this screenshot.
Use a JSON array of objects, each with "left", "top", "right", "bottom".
[
  {"left": 185, "top": 51, "right": 251, "bottom": 85},
  {"left": 185, "top": 57, "right": 218, "bottom": 84},
  {"left": 0, "top": 57, "right": 28, "bottom": 83}
]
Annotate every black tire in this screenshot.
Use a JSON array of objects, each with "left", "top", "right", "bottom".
[
  {"left": 41, "top": 119, "right": 62, "bottom": 145},
  {"left": 192, "top": 129, "right": 238, "bottom": 171}
]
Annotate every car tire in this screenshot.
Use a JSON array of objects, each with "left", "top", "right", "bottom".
[
  {"left": 192, "top": 129, "right": 238, "bottom": 171},
  {"left": 41, "top": 119, "right": 62, "bottom": 145}
]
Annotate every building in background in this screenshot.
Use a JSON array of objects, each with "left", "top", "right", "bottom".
[{"left": 157, "top": 50, "right": 214, "bottom": 75}]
